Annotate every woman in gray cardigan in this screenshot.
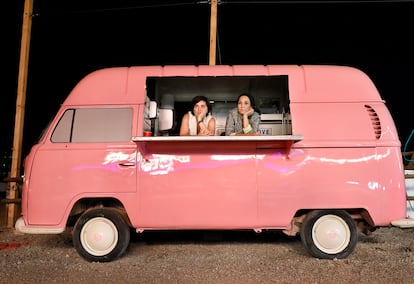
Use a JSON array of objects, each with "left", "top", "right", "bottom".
[{"left": 225, "top": 93, "right": 261, "bottom": 136}]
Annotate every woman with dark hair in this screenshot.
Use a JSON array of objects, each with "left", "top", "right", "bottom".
[
  {"left": 225, "top": 93, "right": 261, "bottom": 136},
  {"left": 179, "top": 95, "right": 216, "bottom": 136}
]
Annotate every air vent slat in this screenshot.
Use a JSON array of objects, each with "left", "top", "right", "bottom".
[{"left": 365, "top": 105, "right": 381, "bottom": 139}]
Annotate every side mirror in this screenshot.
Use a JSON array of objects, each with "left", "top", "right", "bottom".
[
  {"left": 158, "top": 109, "right": 173, "bottom": 131},
  {"left": 148, "top": 101, "right": 157, "bottom": 118}
]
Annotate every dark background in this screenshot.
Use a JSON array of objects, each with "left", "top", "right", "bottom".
[{"left": 3, "top": 0, "right": 414, "bottom": 164}]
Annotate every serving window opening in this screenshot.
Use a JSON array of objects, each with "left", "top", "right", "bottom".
[{"left": 145, "top": 75, "right": 291, "bottom": 137}]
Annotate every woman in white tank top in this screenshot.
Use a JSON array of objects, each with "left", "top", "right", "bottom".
[{"left": 179, "top": 96, "right": 216, "bottom": 136}]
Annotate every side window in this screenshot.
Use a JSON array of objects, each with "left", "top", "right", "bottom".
[
  {"left": 51, "top": 108, "right": 132, "bottom": 143},
  {"left": 51, "top": 109, "right": 74, "bottom": 142}
]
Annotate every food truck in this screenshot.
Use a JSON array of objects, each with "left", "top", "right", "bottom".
[{"left": 15, "top": 65, "right": 414, "bottom": 262}]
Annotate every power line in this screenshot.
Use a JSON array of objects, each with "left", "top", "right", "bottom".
[
  {"left": 34, "top": 2, "right": 198, "bottom": 17},
  {"left": 220, "top": 0, "right": 414, "bottom": 3},
  {"left": 34, "top": 0, "right": 414, "bottom": 17}
]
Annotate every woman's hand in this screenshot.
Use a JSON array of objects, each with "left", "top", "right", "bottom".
[
  {"left": 196, "top": 113, "right": 205, "bottom": 122},
  {"left": 241, "top": 108, "right": 254, "bottom": 129},
  {"left": 197, "top": 122, "right": 210, "bottom": 136},
  {"left": 245, "top": 108, "right": 254, "bottom": 117},
  {"left": 198, "top": 128, "right": 210, "bottom": 136}
]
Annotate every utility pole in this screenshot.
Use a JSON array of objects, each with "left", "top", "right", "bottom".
[
  {"left": 209, "top": 0, "right": 218, "bottom": 66},
  {"left": 6, "top": 0, "right": 33, "bottom": 227}
]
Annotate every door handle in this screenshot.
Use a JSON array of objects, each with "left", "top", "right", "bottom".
[{"left": 119, "top": 162, "right": 135, "bottom": 167}]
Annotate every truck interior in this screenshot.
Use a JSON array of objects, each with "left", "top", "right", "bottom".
[{"left": 145, "top": 75, "right": 292, "bottom": 136}]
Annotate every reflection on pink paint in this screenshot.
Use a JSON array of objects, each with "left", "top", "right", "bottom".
[
  {"left": 140, "top": 154, "right": 260, "bottom": 175},
  {"left": 104, "top": 152, "right": 136, "bottom": 165},
  {"left": 73, "top": 151, "right": 137, "bottom": 172},
  {"left": 141, "top": 154, "right": 190, "bottom": 175}
]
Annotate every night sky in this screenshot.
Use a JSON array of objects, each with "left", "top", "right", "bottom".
[{"left": 3, "top": 0, "right": 414, "bottom": 158}]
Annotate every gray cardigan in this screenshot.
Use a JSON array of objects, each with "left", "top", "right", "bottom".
[{"left": 225, "top": 108, "right": 261, "bottom": 136}]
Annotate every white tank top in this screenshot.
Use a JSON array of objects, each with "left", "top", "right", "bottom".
[{"left": 188, "top": 112, "right": 213, "bottom": 135}]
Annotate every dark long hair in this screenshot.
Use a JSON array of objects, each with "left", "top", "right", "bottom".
[
  {"left": 190, "top": 96, "right": 212, "bottom": 115},
  {"left": 238, "top": 93, "right": 261, "bottom": 115}
]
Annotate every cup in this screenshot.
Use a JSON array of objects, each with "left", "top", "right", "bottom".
[{"left": 144, "top": 131, "right": 152, "bottom": 137}]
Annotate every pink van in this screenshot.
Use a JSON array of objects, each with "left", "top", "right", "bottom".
[{"left": 15, "top": 65, "right": 414, "bottom": 262}]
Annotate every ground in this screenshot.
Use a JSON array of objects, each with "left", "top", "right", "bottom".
[{"left": 0, "top": 226, "right": 413, "bottom": 283}]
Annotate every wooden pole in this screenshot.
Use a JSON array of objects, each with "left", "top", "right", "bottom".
[
  {"left": 209, "top": 0, "right": 218, "bottom": 66},
  {"left": 7, "top": 0, "right": 34, "bottom": 227}
]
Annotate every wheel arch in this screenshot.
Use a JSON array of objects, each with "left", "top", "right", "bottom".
[
  {"left": 283, "top": 208, "right": 376, "bottom": 237},
  {"left": 66, "top": 197, "right": 132, "bottom": 228}
]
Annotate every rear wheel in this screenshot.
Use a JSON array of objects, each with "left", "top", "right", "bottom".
[
  {"left": 300, "top": 210, "right": 357, "bottom": 259},
  {"left": 73, "top": 208, "right": 130, "bottom": 262}
]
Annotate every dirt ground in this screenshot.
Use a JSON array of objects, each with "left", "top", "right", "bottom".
[{"left": 1, "top": 226, "right": 414, "bottom": 284}]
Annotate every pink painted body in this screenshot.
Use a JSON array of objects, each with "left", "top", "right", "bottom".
[{"left": 16, "top": 65, "right": 406, "bottom": 235}]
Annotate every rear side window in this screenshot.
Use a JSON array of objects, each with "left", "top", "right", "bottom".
[{"left": 51, "top": 108, "right": 132, "bottom": 143}]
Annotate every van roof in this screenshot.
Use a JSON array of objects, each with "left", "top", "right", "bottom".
[{"left": 63, "top": 65, "right": 382, "bottom": 106}]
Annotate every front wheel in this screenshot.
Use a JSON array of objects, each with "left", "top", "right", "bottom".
[
  {"left": 300, "top": 210, "right": 357, "bottom": 259},
  {"left": 73, "top": 207, "right": 130, "bottom": 262}
]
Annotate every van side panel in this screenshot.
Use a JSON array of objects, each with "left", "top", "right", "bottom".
[
  {"left": 257, "top": 147, "right": 376, "bottom": 225},
  {"left": 290, "top": 102, "right": 378, "bottom": 144},
  {"left": 26, "top": 110, "right": 138, "bottom": 226},
  {"left": 297, "top": 65, "right": 382, "bottom": 102},
  {"left": 375, "top": 146, "right": 406, "bottom": 222},
  {"left": 135, "top": 141, "right": 258, "bottom": 228},
  {"left": 288, "top": 66, "right": 405, "bottom": 226}
]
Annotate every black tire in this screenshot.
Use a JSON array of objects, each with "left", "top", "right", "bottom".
[
  {"left": 72, "top": 208, "right": 130, "bottom": 262},
  {"left": 300, "top": 210, "right": 357, "bottom": 259}
]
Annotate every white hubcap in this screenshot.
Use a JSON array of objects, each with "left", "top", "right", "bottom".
[
  {"left": 80, "top": 217, "right": 118, "bottom": 256},
  {"left": 312, "top": 214, "right": 350, "bottom": 254}
]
